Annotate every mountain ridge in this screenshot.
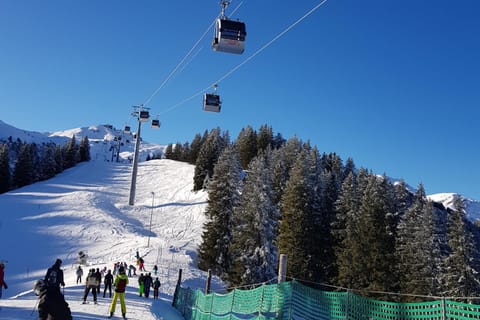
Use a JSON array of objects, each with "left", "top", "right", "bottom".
[{"left": 1, "top": 119, "right": 479, "bottom": 220}]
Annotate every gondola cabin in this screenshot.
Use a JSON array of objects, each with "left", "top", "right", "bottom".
[
  {"left": 212, "top": 19, "right": 246, "bottom": 54},
  {"left": 151, "top": 119, "right": 160, "bottom": 128},
  {"left": 124, "top": 126, "right": 131, "bottom": 133},
  {"left": 139, "top": 110, "right": 150, "bottom": 122},
  {"left": 203, "top": 93, "right": 221, "bottom": 112}
]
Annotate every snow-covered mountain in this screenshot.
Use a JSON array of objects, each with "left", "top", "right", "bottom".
[{"left": 2, "top": 119, "right": 480, "bottom": 221}]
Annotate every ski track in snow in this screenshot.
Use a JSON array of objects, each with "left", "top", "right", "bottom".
[{"left": 0, "top": 158, "right": 223, "bottom": 319}]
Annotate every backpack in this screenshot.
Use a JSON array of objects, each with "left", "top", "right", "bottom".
[
  {"left": 46, "top": 269, "right": 58, "bottom": 287},
  {"left": 116, "top": 278, "right": 127, "bottom": 293}
]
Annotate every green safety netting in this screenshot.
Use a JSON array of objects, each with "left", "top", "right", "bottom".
[{"left": 173, "top": 280, "right": 480, "bottom": 319}]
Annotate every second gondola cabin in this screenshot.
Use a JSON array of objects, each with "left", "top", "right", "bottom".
[
  {"left": 139, "top": 110, "right": 150, "bottom": 122},
  {"left": 203, "top": 93, "right": 221, "bottom": 113},
  {"left": 212, "top": 18, "right": 246, "bottom": 54},
  {"left": 151, "top": 119, "right": 160, "bottom": 128}
]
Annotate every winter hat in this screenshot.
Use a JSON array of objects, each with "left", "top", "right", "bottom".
[
  {"left": 33, "top": 279, "right": 46, "bottom": 296},
  {"left": 55, "top": 258, "right": 62, "bottom": 266},
  {"left": 119, "top": 266, "right": 125, "bottom": 274}
]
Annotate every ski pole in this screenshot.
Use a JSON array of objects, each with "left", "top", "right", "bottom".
[{"left": 30, "top": 299, "right": 39, "bottom": 317}]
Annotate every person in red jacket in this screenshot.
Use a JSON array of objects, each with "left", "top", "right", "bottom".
[{"left": 0, "top": 262, "right": 8, "bottom": 300}]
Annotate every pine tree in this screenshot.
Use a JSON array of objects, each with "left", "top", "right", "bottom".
[
  {"left": 0, "top": 144, "right": 10, "bottom": 193},
  {"left": 13, "top": 143, "right": 34, "bottom": 188},
  {"left": 354, "top": 173, "right": 392, "bottom": 294},
  {"left": 270, "top": 137, "right": 304, "bottom": 205},
  {"left": 334, "top": 171, "right": 360, "bottom": 288},
  {"left": 63, "top": 135, "right": 78, "bottom": 169},
  {"left": 172, "top": 142, "right": 183, "bottom": 160},
  {"left": 277, "top": 150, "right": 314, "bottom": 280},
  {"left": 229, "top": 149, "right": 279, "bottom": 286},
  {"left": 395, "top": 184, "right": 437, "bottom": 299},
  {"left": 54, "top": 145, "right": 64, "bottom": 174},
  {"left": 39, "top": 144, "right": 57, "bottom": 181},
  {"left": 236, "top": 125, "right": 258, "bottom": 169},
  {"left": 188, "top": 134, "right": 203, "bottom": 164},
  {"left": 257, "top": 124, "right": 273, "bottom": 153},
  {"left": 79, "top": 136, "right": 91, "bottom": 162},
  {"left": 444, "top": 197, "right": 480, "bottom": 297},
  {"left": 197, "top": 146, "right": 242, "bottom": 279},
  {"left": 193, "top": 128, "right": 226, "bottom": 191},
  {"left": 164, "top": 144, "right": 174, "bottom": 159}
]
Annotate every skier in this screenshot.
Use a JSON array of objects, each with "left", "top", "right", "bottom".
[
  {"left": 152, "top": 277, "right": 161, "bottom": 299},
  {"left": 76, "top": 265, "right": 83, "bottom": 284},
  {"left": 95, "top": 268, "right": 102, "bottom": 294},
  {"left": 128, "top": 264, "right": 137, "bottom": 277},
  {"left": 138, "top": 273, "right": 145, "bottom": 297},
  {"left": 103, "top": 269, "right": 114, "bottom": 298},
  {"left": 44, "top": 259, "right": 65, "bottom": 292},
  {"left": 109, "top": 265, "right": 129, "bottom": 319},
  {"left": 82, "top": 269, "right": 98, "bottom": 304},
  {"left": 153, "top": 264, "right": 158, "bottom": 276},
  {"left": 34, "top": 279, "right": 72, "bottom": 320},
  {"left": 143, "top": 273, "right": 153, "bottom": 298},
  {"left": 0, "top": 262, "right": 7, "bottom": 300}
]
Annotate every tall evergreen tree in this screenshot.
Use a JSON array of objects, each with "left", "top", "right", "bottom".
[
  {"left": 63, "top": 135, "right": 78, "bottom": 169},
  {"left": 54, "top": 145, "right": 64, "bottom": 174},
  {"left": 164, "top": 144, "right": 174, "bottom": 159},
  {"left": 188, "top": 134, "right": 203, "bottom": 164},
  {"left": 236, "top": 125, "right": 257, "bottom": 169},
  {"left": 334, "top": 171, "right": 360, "bottom": 288},
  {"left": 197, "top": 146, "right": 242, "bottom": 279},
  {"left": 354, "top": 174, "right": 393, "bottom": 294},
  {"left": 229, "top": 149, "right": 279, "bottom": 286},
  {"left": 39, "top": 144, "right": 57, "bottom": 181},
  {"left": 270, "top": 137, "right": 304, "bottom": 205},
  {"left": 172, "top": 142, "right": 183, "bottom": 160},
  {"left": 277, "top": 150, "right": 314, "bottom": 280},
  {"left": 0, "top": 144, "right": 10, "bottom": 193},
  {"left": 444, "top": 197, "right": 480, "bottom": 297},
  {"left": 193, "top": 128, "right": 226, "bottom": 191},
  {"left": 12, "top": 143, "right": 34, "bottom": 188},
  {"left": 79, "top": 136, "right": 91, "bottom": 162},
  {"left": 395, "top": 184, "right": 437, "bottom": 299},
  {"left": 257, "top": 124, "right": 273, "bottom": 153}
]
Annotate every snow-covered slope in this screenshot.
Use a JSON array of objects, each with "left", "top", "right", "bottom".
[
  {"left": 0, "top": 120, "right": 224, "bottom": 319},
  {"left": 428, "top": 193, "right": 480, "bottom": 222},
  {"left": 0, "top": 157, "right": 226, "bottom": 319}
]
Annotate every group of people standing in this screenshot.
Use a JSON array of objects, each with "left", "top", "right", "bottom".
[
  {"left": 30, "top": 256, "right": 161, "bottom": 319},
  {"left": 80, "top": 267, "right": 114, "bottom": 304},
  {"left": 0, "top": 252, "right": 162, "bottom": 319},
  {"left": 138, "top": 272, "right": 161, "bottom": 299}
]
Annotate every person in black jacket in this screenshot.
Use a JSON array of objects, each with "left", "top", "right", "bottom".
[
  {"left": 34, "top": 279, "right": 72, "bottom": 320},
  {"left": 44, "top": 259, "right": 65, "bottom": 292},
  {"left": 103, "top": 269, "right": 114, "bottom": 298}
]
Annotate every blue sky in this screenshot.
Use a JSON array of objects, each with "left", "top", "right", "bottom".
[{"left": 1, "top": 0, "right": 479, "bottom": 200}]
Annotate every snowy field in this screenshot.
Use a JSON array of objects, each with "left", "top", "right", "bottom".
[{"left": 0, "top": 157, "right": 224, "bottom": 319}]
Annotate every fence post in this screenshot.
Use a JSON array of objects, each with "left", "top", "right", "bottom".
[
  {"left": 172, "top": 268, "right": 183, "bottom": 306},
  {"left": 278, "top": 254, "right": 287, "bottom": 283},
  {"left": 259, "top": 284, "right": 265, "bottom": 317},
  {"left": 442, "top": 297, "right": 446, "bottom": 320},
  {"left": 206, "top": 269, "right": 212, "bottom": 294}
]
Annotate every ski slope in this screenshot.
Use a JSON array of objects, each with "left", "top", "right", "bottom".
[{"left": 0, "top": 158, "right": 224, "bottom": 319}]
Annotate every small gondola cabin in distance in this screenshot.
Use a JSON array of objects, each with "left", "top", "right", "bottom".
[
  {"left": 203, "top": 93, "right": 221, "bottom": 113},
  {"left": 151, "top": 119, "right": 160, "bottom": 128}
]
